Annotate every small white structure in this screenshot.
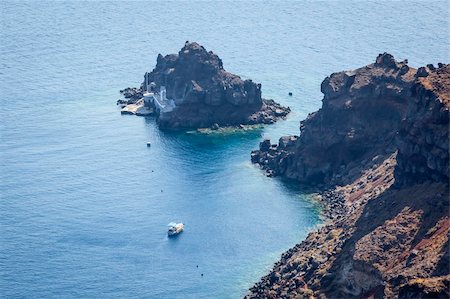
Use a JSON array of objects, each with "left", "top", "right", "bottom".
[
  {"left": 160, "top": 86, "right": 167, "bottom": 101},
  {"left": 143, "top": 91, "right": 154, "bottom": 104},
  {"left": 143, "top": 74, "right": 155, "bottom": 107},
  {"left": 142, "top": 81, "right": 177, "bottom": 116},
  {"left": 153, "top": 86, "right": 176, "bottom": 114},
  {"left": 168, "top": 222, "right": 184, "bottom": 236}
]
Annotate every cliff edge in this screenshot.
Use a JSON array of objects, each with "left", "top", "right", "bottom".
[{"left": 247, "top": 55, "right": 449, "bottom": 299}]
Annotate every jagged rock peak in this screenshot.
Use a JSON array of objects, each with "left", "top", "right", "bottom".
[
  {"left": 375, "top": 52, "right": 399, "bottom": 68},
  {"left": 178, "top": 42, "right": 223, "bottom": 70},
  {"left": 374, "top": 52, "right": 413, "bottom": 75},
  {"left": 146, "top": 41, "right": 263, "bottom": 107},
  {"left": 320, "top": 53, "right": 415, "bottom": 103},
  {"left": 138, "top": 42, "right": 290, "bottom": 129},
  {"left": 154, "top": 42, "right": 223, "bottom": 74}
]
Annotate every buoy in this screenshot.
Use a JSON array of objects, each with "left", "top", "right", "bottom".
[
  {"left": 147, "top": 142, "right": 151, "bottom": 147},
  {"left": 288, "top": 92, "right": 293, "bottom": 96}
]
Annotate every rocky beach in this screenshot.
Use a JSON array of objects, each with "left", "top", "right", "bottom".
[{"left": 247, "top": 55, "right": 449, "bottom": 298}]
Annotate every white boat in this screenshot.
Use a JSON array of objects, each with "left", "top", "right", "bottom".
[{"left": 168, "top": 222, "right": 184, "bottom": 236}]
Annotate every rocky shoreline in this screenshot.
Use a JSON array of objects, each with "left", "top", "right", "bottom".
[
  {"left": 117, "top": 42, "right": 290, "bottom": 130},
  {"left": 246, "top": 55, "right": 449, "bottom": 298}
]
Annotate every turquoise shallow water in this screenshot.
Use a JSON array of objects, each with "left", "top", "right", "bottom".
[{"left": 0, "top": 1, "right": 448, "bottom": 298}]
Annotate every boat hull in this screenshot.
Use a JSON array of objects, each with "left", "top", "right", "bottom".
[{"left": 168, "top": 223, "right": 184, "bottom": 236}]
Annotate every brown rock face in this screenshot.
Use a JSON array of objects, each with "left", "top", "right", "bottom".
[
  {"left": 148, "top": 42, "right": 261, "bottom": 107},
  {"left": 246, "top": 56, "right": 449, "bottom": 299},
  {"left": 398, "top": 275, "right": 450, "bottom": 299},
  {"left": 251, "top": 53, "right": 416, "bottom": 186},
  {"left": 143, "top": 42, "right": 290, "bottom": 129},
  {"left": 395, "top": 64, "right": 450, "bottom": 185}
]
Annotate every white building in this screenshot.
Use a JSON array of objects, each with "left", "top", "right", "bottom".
[{"left": 143, "top": 83, "right": 176, "bottom": 115}]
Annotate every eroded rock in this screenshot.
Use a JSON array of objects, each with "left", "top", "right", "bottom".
[
  {"left": 121, "top": 42, "right": 290, "bottom": 129},
  {"left": 246, "top": 56, "right": 449, "bottom": 299}
]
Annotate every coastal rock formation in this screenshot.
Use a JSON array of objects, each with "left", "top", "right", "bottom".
[
  {"left": 119, "top": 99, "right": 153, "bottom": 116},
  {"left": 247, "top": 56, "right": 449, "bottom": 299},
  {"left": 119, "top": 87, "right": 143, "bottom": 103},
  {"left": 395, "top": 64, "right": 450, "bottom": 184},
  {"left": 119, "top": 42, "right": 290, "bottom": 129},
  {"left": 251, "top": 53, "right": 416, "bottom": 186}
]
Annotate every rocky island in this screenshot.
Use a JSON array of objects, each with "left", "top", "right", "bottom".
[
  {"left": 248, "top": 54, "right": 449, "bottom": 298},
  {"left": 118, "top": 42, "right": 290, "bottom": 130}
]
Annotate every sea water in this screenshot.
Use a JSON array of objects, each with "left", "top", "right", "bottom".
[{"left": 0, "top": 1, "right": 448, "bottom": 298}]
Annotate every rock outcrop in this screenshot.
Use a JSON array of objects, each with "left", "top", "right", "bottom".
[
  {"left": 247, "top": 55, "right": 449, "bottom": 299},
  {"left": 119, "top": 42, "right": 290, "bottom": 129},
  {"left": 395, "top": 64, "right": 450, "bottom": 185},
  {"left": 119, "top": 99, "right": 153, "bottom": 116},
  {"left": 119, "top": 87, "right": 143, "bottom": 103},
  {"left": 251, "top": 53, "right": 416, "bottom": 186}
]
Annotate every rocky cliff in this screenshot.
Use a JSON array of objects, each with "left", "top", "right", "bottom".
[
  {"left": 395, "top": 64, "right": 450, "bottom": 185},
  {"left": 247, "top": 55, "right": 449, "bottom": 299},
  {"left": 133, "top": 42, "right": 289, "bottom": 129},
  {"left": 251, "top": 53, "right": 416, "bottom": 186}
]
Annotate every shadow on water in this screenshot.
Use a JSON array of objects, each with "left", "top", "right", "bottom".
[
  {"left": 167, "top": 127, "right": 264, "bottom": 145},
  {"left": 142, "top": 115, "right": 320, "bottom": 202},
  {"left": 167, "top": 234, "right": 184, "bottom": 242},
  {"left": 261, "top": 172, "right": 324, "bottom": 213},
  {"left": 277, "top": 176, "right": 321, "bottom": 195},
  {"left": 143, "top": 115, "right": 265, "bottom": 151}
]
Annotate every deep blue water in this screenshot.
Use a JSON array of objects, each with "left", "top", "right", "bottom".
[{"left": 0, "top": 1, "right": 448, "bottom": 298}]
